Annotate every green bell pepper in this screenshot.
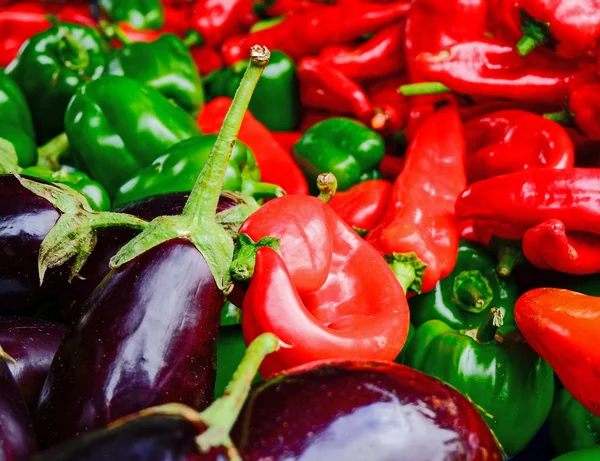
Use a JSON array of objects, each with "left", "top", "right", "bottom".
[
  {"left": 0, "top": 126, "right": 36, "bottom": 168},
  {"left": 394, "top": 322, "right": 415, "bottom": 365},
  {"left": 65, "top": 75, "right": 202, "bottom": 196},
  {"left": 405, "top": 309, "right": 554, "bottom": 457},
  {"left": 293, "top": 117, "right": 385, "bottom": 193},
  {"left": 204, "top": 50, "right": 299, "bottom": 132},
  {"left": 106, "top": 33, "right": 204, "bottom": 115},
  {"left": 98, "top": 0, "right": 165, "bottom": 30},
  {"left": 410, "top": 240, "right": 520, "bottom": 332},
  {"left": 552, "top": 447, "right": 600, "bottom": 461},
  {"left": 220, "top": 302, "right": 242, "bottom": 327},
  {"left": 113, "top": 135, "right": 284, "bottom": 207},
  {"left": 5, "top": 23, "right": 107, "bottom": 143}
]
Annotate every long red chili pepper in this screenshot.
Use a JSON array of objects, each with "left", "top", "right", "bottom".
[
  {"left": 220, "top": 1, "right": 410, "bottom": 65},
  {"left": 188, "top": 0, "right": 257, "bottom": 48},
  {"left": 366, "top": 107, "right": 467, "bottom": 294}
]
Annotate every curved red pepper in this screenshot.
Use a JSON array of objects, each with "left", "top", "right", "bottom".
[
  {"left": 189, "top": 0, "right": 256, "bottom": 48},
  {"left": 329, "top": 179, "right": 392, "bottom": 234},
  {"left": 367, "top": 76, "right": 408, "bottom": 136},
  {"left": 562, "top": 83, "right": 600, "bottom": 141},
  {"left": 464, "top": 110, "right": 574, "bottom": 182},
  {"left": 240, "top": 195, "right": 410, "bottom": 378},
  {"left": 405, "top": 94, "right": 458, "bottom": 141},
  {"left": 366, "top": 107, "right": 466, "bottom": 294},
  {"left": 272, "top": 131, "right": 302, "bottom": 154},
  {"left": 198, "top": 97, "right": 308, "bottom": 195}
]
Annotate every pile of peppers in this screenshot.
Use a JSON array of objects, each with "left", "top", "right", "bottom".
[{"left": 0, "top": 0, "right": 600, "bottom": 459}]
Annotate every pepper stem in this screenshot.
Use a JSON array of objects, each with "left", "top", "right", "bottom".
[
  {"left": 241, "top": 180, "right": 286, "bottom": 200},
  {"left": 475, "top": 308, "right": 504, "bottom": 343},
  {"left": 37, "top": 132, "right": 69, "bottom": 171},
  {"left": 183, "top": 45, "right": 270, "bottom": 227},
  {"left": 398, "top": 82, "right": 451, "bottom": 97},
  {"left": 57, "top": 27, "right": 90, "bottom": 72},
  {"left": 452, "top": 270, "right": 493, "bottom": 314},
  {"left": 543, "top": 109, "right": 573, "bottom": 125},
  {"left": 386, "top": 252, "right": 428, "bottom": 295},
  {"left": 516, "top": 10, "right": 554, "bottom": 57},
  {"left": 316, "top": 172, "right": 337, "bottom": 203},
  {"left": 98, "top": 20, "right": 132, "bottom": 45},
  {"left": 183, "top": 30, "right": 205, "bottom": 47},
  {"left": 516, "top": 35, "right": 539, "bottom": 57},
  {"left": 493, "top": 241, "right": 527, "bottom": 277},
  {"left": 230, "top": 234, "right": 280, "bottom": 281}
]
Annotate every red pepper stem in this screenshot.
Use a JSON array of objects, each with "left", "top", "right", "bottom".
[
  {"left": 475, "top": 308, "right": 504, "bottom": 343},
  {"left": 183, "top": 30, "right": 205, "bottom": 48},
  {"left": 398, "top": 82, "right": 451, "bottom": 97},
  {"left": 57, "top": 27, "right": 90, "bottom": 71},
  {"left": 230, "top": 234, "right": 280, "bottom": 282},
  {"left": 516, "top": 35, "right": 539, "bottom": 57},
  {"left": 386, "top": 252, "right": 427, "bottom": 295},
  {"left": 37, "top": 132, "right": 69, "bottom": 171},
  {"left": 241, "top": 180, "right": 286, "bottom": 200},
  {"left": 316, "top": 172, "right": 338, "bottom": 203},
  {"left": 98, "top": 20, "right": 132, "bottom": 45},
  {"left": 452, "top": 270, "right": 493, "bottom": 314},
  {"left": 183, "top": 46, "right": 270, "bottom": 225},
  {"left": 496, "top": 245, "right": 526, "bottom": 277},
  {"left": 543, "top": 109, "right": 572, "bottom": 125}
]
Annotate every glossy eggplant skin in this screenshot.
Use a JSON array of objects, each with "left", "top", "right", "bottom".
[
  {"left": 233, "top": 361, "right": 503, "bottom": 461},
  {"left": 0, "top": 354, "right": 38, "bottom": 461},
  {"left": 36, "top": 239, "right": 224, "bottom": 447},
  {"left": 0, "top": 317, "right": 66, "bottom": 414}
]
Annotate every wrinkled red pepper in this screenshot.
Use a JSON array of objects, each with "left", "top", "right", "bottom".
[
  {"left": 221, "top": 1, "right": 410, "bottom": 65},
  {"left": 367, "top": 76, "right": 408, "bottom": 136},
  {"left": 366, "top": 107, "right": 467, "bottom": 294},
  {"left": 238, "top": 195, "right": 410, "bottom": 378},
  {"left": 198, "top": 97, "right": 308, "bottom": 195},
  {"left": 188, "top": 0, "right": 257, "bottom": 48}
]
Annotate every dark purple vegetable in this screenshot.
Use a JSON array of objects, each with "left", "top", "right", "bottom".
[
  {"left": 0, "top": 316, "right": 66, "bottom": 414},
  {"left": 233, "top": 360, "right": 504, "bottom": 461},
  {"left": 0, "top": 348, "right": 38, "bottom": 461}
]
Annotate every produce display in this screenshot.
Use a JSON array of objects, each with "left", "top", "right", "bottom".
[{"left": 1, "top": 0, "right": 600, "bottom": 460}]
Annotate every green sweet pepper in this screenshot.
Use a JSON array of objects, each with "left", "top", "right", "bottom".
[
  {"left": 293, "top": 117, "right": 385, "bottom": 193},
  {"left": 0, "top": 126, "right": 36, "bottom": 168},
  {"left": 406, "top": 309, "right": 554, "bottom": 457},
  {"left": 410, "top": 240, "right": 520, "bottom": 332},
  {"left": 98, "top": 0, "right": 165, "bottom": 30},
  {"left": 552, "top": 447, "right": 600, "bottom": 461},
  {"left": 65, "top": 75, "right": 201, "bottom": 196},
  {"left": 204, "top": 50, "right": 299, "bottom": 132},
  {"left": 5, "top": 23, "right": 107, "bottom": 143},
  {"left": 113, "top": 135, "right": 284, "bottom": 207},
  {"left": 106, "top": 33, "right": 204, "bottom": 115}
]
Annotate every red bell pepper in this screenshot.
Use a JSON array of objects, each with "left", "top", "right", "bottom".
[
  {"left": 220, "top": 1, "right": 410, "bottom": 65},
  {"left": 297, "top": 57, "right": 373, "bottom": 124},
  {"left": 464, "top": 110, "right": 575, "bottom": 182},
  {"left": 545, "top": 82, "right": 600, "bottom": 141},
  {"left": 367, "top": 76, "right": 408, "bottom": 136},
  {"left": 271, "top": 132, "right": 302, "bottom": 154},
  {"left": 188, "top": 0, "right": 257, "bottom": 48},
  {"left": 189, "top": 46, "right": 223, "bottom": 76},
  {"left": 515, "top": 288, "right": 600, "bottom": 417},
  {"left": 237, "top": 195, "right": 410, "bottom": 378},
  {"left": 379, "top": 154, "right": 405, "bottom": 180},
  {"left": 329, "top": 179, "right": 392, "bottom": 235},
  {"left": 366, "top": 107, "right": 467, "bottom": 294},
  {"left": 198, "top": 97, "right": 308, "bottom": 195},
  {"left": 299, "top": 109, "right": 335, "bottom": 133},
  {"left": 404, "top": 94, "right": 458, "bottom": 141},
  {"left": 522, "top": 219, "right": 600, "bottom": 274}
]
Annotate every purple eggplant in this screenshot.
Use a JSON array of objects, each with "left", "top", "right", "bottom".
[
  {"left": 0, "top": 316, "right": 66, "bottom": 414},
  {"left": 233, "top": 360, "right": 504, "bottom": 461},
  {"left": 0, "top": 348, "right": 38, "bottom": 461}
]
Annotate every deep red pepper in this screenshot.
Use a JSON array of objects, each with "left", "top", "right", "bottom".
[
  {"left": 522, "top": 219, "right": 600, "bottom": 274},
  {"left": 458, "top": 99, "right": 560, "bottom": 122},
  {"left": 198, "top": 97, "right": 308, "bottom": 195},
  {"left": 545, "top": 82, "right": 600, "bottom": 141},
  {"left": 189, "top": 46, "right": 223, "bottom": 76},
  {"left": 404, "top": 94, "right": 458, "bottom": 141},
  {"left": 464, "top": 110, "right": 575, "bottom": 183},
  {"left": 367, "top": 76, "right": 408, "bottom": 136},
  {"left": 254, "top": 0, "right": 329, "bottom": 17},
  {"left": 297, "top": 57, "right": 373, "bottom": 124},
  {"left": 188, "top": 0, "right": 257, "bottom": 48},
  {"left": 299, "top": 109, "right": 336, "bottom": 133},
  {"left": 271, "top": 131, "right": 302, "bottom": 154},
  {"left": 221, "top": 1, "right": 410, "bottom": 65},
  {"left": 379, "top": 154, "right": 405, "bottom": 180},
  {"left": 366, "top": 107, "right": 466, "bottom": 294}
]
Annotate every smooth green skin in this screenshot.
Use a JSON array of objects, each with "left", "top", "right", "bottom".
[
  {"left": 204, "top": 50, "right": 299, "bottom": 132},
  {"left": 551, "top": 447, "right": 600, "bottom": 461},
  {"left": 220, "top": 302, "right": 241, "bottom": 327},
  {"left": 65, "top": 75, "right": 201, "bottom": 196},
  {"left": 0, "top": 73, "right": 35, "bottom": 139},
  {"left": 107, "top": 34, "right": 204, "bottom": 115},
  {"left": 98, "top": 0, "right": 165, "bottom": 30},
  {"left": 394, "top": 322, "right": 415, "bottom": 365},
  {"left": 293, "top": 117, "right": 385, "bottom": 193},
  {"left": 410, "top": 240, "right": 519, "bottom": 332},
  {"left": 406, "top": 320, "right": 554, "bottom": 456},
  {"left": 113, "top": 135, "right": 260, "bottom": 207},
  {"left": 5, "top": 23, "right": 107, "bottom": 143},
  {"left": 21, "top": 165, "right": 111, "bottom": 211},
  {"left": 0, "top": 126, "right": 36, "bottom": 167}
]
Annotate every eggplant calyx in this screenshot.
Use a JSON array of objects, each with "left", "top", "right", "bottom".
[
  {"left": 230, "top": 233, "right": 280, "bottom": 281},
  {"left": 16, "top": 175, "right": 148, "bottom": 284}
]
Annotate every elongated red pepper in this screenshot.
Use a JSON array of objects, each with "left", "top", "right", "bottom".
[
  {"left": 297, "top": 57, "right": 373, "bottom": 124},
  {"left": 464, "top": 110, "right": 574, "bottom": 182},
  {"left": 198, "top": 97, "right": 308, "bottom": 195},
  {"left": 367, "top": 76, "right": 408, "bottom": 136},
  {"left": 319, "top": 22, "right": 405, "bottom": 81},
  {"left": 221, "top": 1, "right": 410, "bottom": 65},
  {"left": 456, "top": 168, "right": 600, "bottom": 234},
  {"left": 238, "top": 195, "right": 410, "bottom": 378},
  {"left": 411, "top": 39, "right": 597, "bottom": 104},
  {"left": 366, "top": 107, "right": 467, "bottom": 294},
  {"left": 545, "top": 82, "right": 600, "bottom": 141},
  {"left": 404, "top": 94, "right": 458, "bottom": 141},
  {"left": 188, "top": 0, "right": 256, "bottom": 48}
]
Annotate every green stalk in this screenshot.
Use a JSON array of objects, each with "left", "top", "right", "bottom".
[
  {"left": 453, "top": 270, "right": 493, "bottom": 314},
  {"left": 316, "top": 172, "right": 338, "bottom": 203},
  {"left": 37, "top": 132, "right": 69, "bottom": 171},
  {"left": 58, "top": 28, "right": 90, "bottom": 72},
  {"left": 98, "top": 20, "right": 133, "bottom": 45},
  {"left": 399, "top": 82, "right": 451, "bottom": 97},
  {"left": 475, "top": 308, "right": 504, "bottom": 343}
]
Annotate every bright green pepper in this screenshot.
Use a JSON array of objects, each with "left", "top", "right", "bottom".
[
  {"left": 293, "top": 117, "right": 385, "bottom": 193},
  {"left": 106, "top": 34, "right": 204, "bottom": 115},
  {"left": 98, "top": 0, "right": 165, "bottom": 30},
  {"left": 204, "top": 50, "right": 299, "bottom": 132},
  {"left": 0, "top": 126, "right": 36, "bottom": 168},
  {"left": 5, "top": 23, "right": 107, "bottom": 143},
  {"left": 406, "top": 309, "right": 554, "bottom": 457},
  {"left": 410, "top": 240, "right": 520, "bottom": 332},
  {"left": 394, "top": 322, "right": 414, "bottom": 365},
  {"left": 113, "top": 135, "right": 284, "bottom": 207},
  {"left": 552, "top": 447, "right": 600, "bottom": 461},
  {"left": 65, "top": 75, "right": 202, "bottom": 196}
]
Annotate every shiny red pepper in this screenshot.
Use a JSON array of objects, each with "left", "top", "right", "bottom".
[
  {"left": 545, "top": 82, "right": 600, "bottom": 141},
  {"left": 188, "top": 0, "right": 257, "bottom": 48},
  {"left": 198, "top": 97, "right": 308, "bottom": 195},
  {"left": 238, "top": 195, "right": 410, "bottom": 378},
  {"left": 405, "top": 95, "right": 458, "bottom": 141},
  {"left": 366, "top": 107, "right": 467, "bottom": 294},
  {"left": 464, "top": 110, "right": 575, "bottom": 182},
  {"left": 367, "top": 76, "right": 408, "bottom": 136},
  {"left": 299, "top": 109, "right": 336, "bottom": 133},
  {"left": 189, "top": 46, "right": 223, "bottom": 76},
  {"left": 254, "top": 0, "right": 330, "bottom": 17},
  {"left": 271, "top": 131, "right": 302, "bottom": 154},
  {"left": 522, "top": 219, "right": 600, "bottom": 274},
  {"left": 221, "top": 1, "right": 410, "bottom": 65}
]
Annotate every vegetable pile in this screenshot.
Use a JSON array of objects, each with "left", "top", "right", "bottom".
[{"left": 0, "top": 0, "right": 599, "bottom": 460}]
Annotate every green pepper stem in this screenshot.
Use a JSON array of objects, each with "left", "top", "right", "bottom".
[
  {"left": 316, "top": 172, "right": 338, "bottom": 203},
  {"left": 516, "top": 35, "right": 539, "bottom": 57},
  {"left": 452, "top": 270, "right": 493, "bottom": 314},
  {"left": 386, "top": 252, "right": 428, "bottom": 295},
  {"left": 183, "top": 45, "right": 270, "bottom": 226},
  {"left": 543, "top": 109, "right": 572, "bottom": 125},
  {"left": 98, "top": 20, "right": 132, "bottom": 45},
  {"left": 241, "top": 180, "right": 286, "bottom": 200},
  {"left": 57, "top": 27, "right": 90, "bottom": 72},
  {"left": 183, "top": 30, "right": 204, "bottom": 47},
  {"left": 496, "top": 245, "right": 526, "bottom": 277},
  {"left": 475, "top": 308, "right": 504, "bottom": 343},
  {"left": 398, "top": 82, "right": 451, "bottom": 97},
  {"left": 37, "top": 132, "right": 69, "bottom": 171}
]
